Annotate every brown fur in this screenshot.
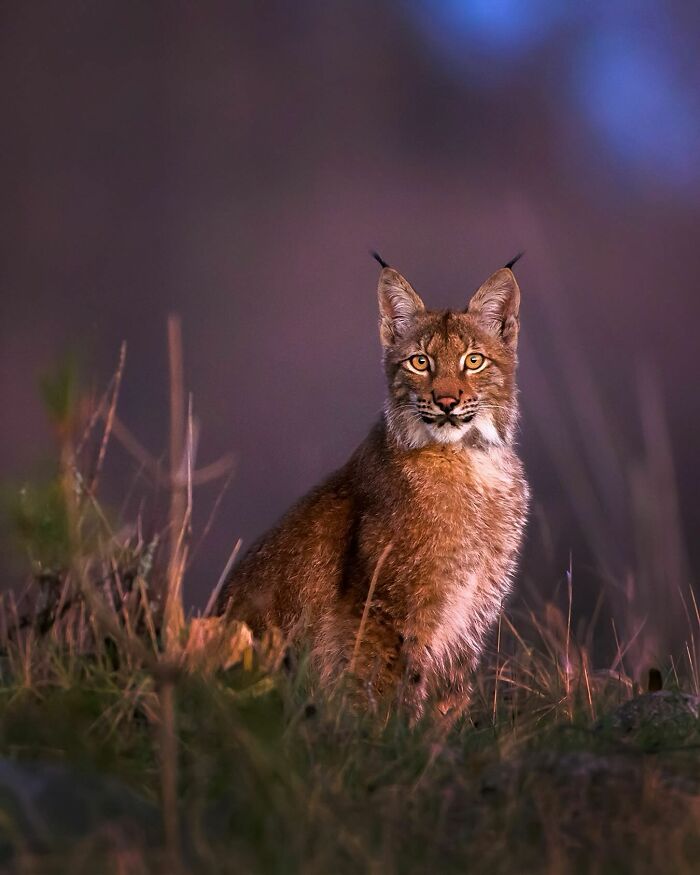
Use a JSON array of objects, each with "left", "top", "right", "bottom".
[{"left": 218, "top": 263, "right": 529, "bottom": 718}]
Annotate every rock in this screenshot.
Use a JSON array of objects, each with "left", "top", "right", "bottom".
[
  {"left": 0, "top": 759, "right": 160, "bottom": 863},
  {"left": 470, "top": 747, "right": 700, "bottom": 869},
  {"left": 480, "top": 750, "right": 644, "bottom": 797},
  {"left": 594, "top": 690, "right": 700, "bottom": 736}
]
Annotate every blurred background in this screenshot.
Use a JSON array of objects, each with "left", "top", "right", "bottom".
[{"left": 2, "top": 1, "right": 699, "bottom": 663}]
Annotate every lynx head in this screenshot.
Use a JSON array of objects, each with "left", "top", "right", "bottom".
[{"left": 377, "top": 259, "right": 521, "bottom": 450}]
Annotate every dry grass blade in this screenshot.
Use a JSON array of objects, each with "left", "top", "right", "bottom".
[
  {"left": 89, "top": 341, "right": 127, "bottom": 495},
  {"left": 493, "top": 612, "right": 502, "bottom": 724},
  {"left": 349, "top": 542, "right": 392, "bottom": 676},
  {"left": 204, "top": 538, "right": 242, "bottom": 619}
]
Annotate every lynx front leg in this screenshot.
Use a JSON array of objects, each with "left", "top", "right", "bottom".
[
  {"left": 319, "top": 611, "right": 411, "bottom": 712},
  {"left": 393, "top": 635, "right": 434, "bottom": 724},
  {"left": 433, "top": 662, "right": 475, "bottom": 721}
]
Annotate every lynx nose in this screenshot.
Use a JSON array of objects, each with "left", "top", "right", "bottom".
[{"left": 433, "top": 392, "right": 460, "bottom": 413}]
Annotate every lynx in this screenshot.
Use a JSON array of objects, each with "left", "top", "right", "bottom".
[{"left": 218, "top": 255, "right": 529, "bottom": 718}]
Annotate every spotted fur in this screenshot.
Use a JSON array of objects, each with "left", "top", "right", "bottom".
[{"left": 218, "top": 262, "right": 529, "bottom": 719}]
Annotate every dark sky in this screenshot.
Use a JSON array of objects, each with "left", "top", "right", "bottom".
[{"left": 2, "top": 1, "right": 699, "bottom": 662}]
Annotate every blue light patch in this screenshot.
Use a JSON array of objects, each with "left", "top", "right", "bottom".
[
  {"left": 575, "top": 31, "right": 700, "bottom": 187},
  {"left": 407, "top": 0, "right": 572, "bottom": 74}
]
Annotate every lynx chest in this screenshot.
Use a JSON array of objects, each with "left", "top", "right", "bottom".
[
  {"left": 399, "top": 444, "right": 523, "bottom": 547},
  {"left": 391, "top": 445, "right": 527, "bottom": 663}
]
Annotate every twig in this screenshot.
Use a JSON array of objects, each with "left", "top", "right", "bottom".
[
  {"left": 156, "top": 667, "right": 183, "bottom": 873},
  {"left": 108, "top": 411, "right": 234, "bottom": 487},
  {"left": 109, "top": 415, "right": 164, "bottom": 482},
  {"left": 565, "top": 554, "right": 573, "bottom": 709},
  {"left": 164, "top": 315, "right": 186, "bottom": 652}
]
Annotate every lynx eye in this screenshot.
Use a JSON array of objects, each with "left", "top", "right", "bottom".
[
  {"left": 463, "top": 352, "right": 487, "bottom": 372},
  {"left": 406, "top": 354, "right": 430, "bottom": 374}
]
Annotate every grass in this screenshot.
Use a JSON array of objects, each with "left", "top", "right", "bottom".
[
  {"left": 1, "top": 329, "right": 699, "bottom": 873},
  {"left": 1, "top": 621, "right": 700, "bottom": 874}
]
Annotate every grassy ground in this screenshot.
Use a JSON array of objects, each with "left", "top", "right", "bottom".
[
  {"left": 2, "top": 341, "right": 699, "bottom": 873},
  {"left": 0, "top": 618, "right": 699, "bottom": 874}
]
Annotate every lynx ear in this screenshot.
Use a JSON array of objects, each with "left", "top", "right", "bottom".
[
  {"left": 467, "top": 268, "right": 520, "bottom": 349},
  {"left": 378, "top": 267, "right": 425, "bottom": 347}
]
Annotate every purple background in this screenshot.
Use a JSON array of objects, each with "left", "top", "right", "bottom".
[{"left": 2, "top": 2, "right": 699, "bottom": 661}]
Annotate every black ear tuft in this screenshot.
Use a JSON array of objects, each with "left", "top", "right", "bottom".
[
  {"left": 504, "top": 252, "right": 524, "bottom": 271},
  {"left": 371, "top": 251, "right": 390, "bottom": 269}
]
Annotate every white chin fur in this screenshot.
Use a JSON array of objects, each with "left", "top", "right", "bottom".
[
  {"left": 427, "top": 414, "right": 503, "bottom": 447},
  {"left": 472, "top": 414, "right": 503, "bottom": 447},
  {"left": 425, "top": 422, "right": 467, "bottom": 444},
  {"left": 386, "top": 404, "right": 504, "bottom": 450}
]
